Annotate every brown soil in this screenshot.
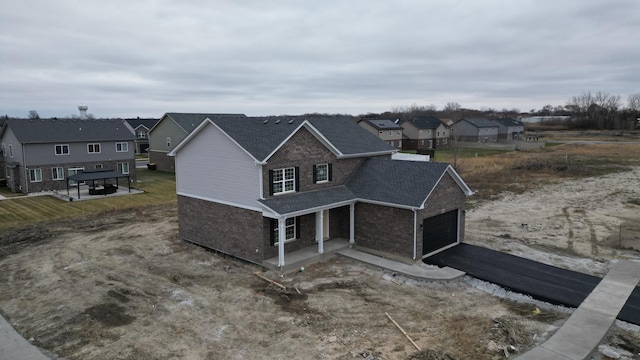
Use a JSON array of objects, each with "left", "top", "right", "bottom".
[{"left": 1, "top": 167, "right": 639, "bottom": 359}]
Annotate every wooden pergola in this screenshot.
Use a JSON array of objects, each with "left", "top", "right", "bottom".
[{"left": 66, "top": 169, "right": 131, "bottom": 200}]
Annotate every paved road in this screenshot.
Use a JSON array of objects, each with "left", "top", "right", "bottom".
[{"left": 425, "top": 243, "right": 640, "bottom": 326}]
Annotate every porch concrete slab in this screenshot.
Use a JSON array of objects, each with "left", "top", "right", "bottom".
[
  {"left": 337, "top": 248, "right": 465, "bottom": 281},
  {"left": 0, "top": 315, "right": 49, "bottom": 360},
  {"left": 263, "top": 239, "right": 350, "bottom": 273},
  {"left": 517, "top": 260, "right": 640, "bottom": 360}
]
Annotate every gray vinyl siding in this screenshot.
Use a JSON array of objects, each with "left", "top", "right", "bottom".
[
  {"left": 22, "top": 141, "right": 134, "bottom": 166},
  {"left": 175, "top": 122, "right": 261, "bottom": 210},
  {"left": 1, "top": 128, "right": 24, "bottom": 166},
  {"left": 148, "top": 116, "right": 187, "bottom": 154}
]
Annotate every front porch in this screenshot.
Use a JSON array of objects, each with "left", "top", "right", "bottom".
[{"left": 263, "top": 238, "right": 350, "bottom": 273}]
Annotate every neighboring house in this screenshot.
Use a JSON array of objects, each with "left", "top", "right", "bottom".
[
  {"left": 148, "top": 112, "right": 246, "bottom": 172},
  {"left": 357, "top": 119, "right": 403, "bottom": 149},
  {"left": 400, "top": 116, "right": 450, "bottom": 150},
  {"left": 491, "top": 118, "right": 524, "bottom": 141},
  {"left": 451, "top": 118, "right": 499, "bottom": 143},
  {"left": 169, "top": 115, "right": 473, "bottom": 269},
  {"left": 124, "top": 118, "right": 160, "bottom": 154},
  {"left": 0, "top": 118, "right": 136, "bottom": 194}
]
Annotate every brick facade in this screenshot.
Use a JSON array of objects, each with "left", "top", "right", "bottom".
[
  {"left": 355, "top": 203, "right": 415, "bottom": 259},
  {"left": 149, "top": 150, "right": 175, "bottom": 172}
]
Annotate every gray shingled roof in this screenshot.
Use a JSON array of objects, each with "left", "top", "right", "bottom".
[
  {"left": 164, "top": 113, "right": 247, "bottom": 134},
  {"left": 346, "top": 158, "right": 450, "bottom": 208},
  {"left": 491, "top": 118, "right": 524, "bottom": 127},
  {"left": 363, "top": 119, "right": 403, "bottom": 130},
  {"left": 462, "top": 118, "right": 499, "bottom": 128},
  {"left": 125, "top": 118, "right": 159, "bottom": 130},
  {"left": 259, "top": 186, "right": 355, "bottom": 214},
  {"left": 402, "top": 116, "right": 443, "bottom": 129},
  {"left": 212, "top": 115, "right": 395, "bottom": 161},
  {"left": 258, "top": 158, "right": 454, "bottom": 215},
  {"left": 3, "top": 118, "right": 135, "bottom": 143}
]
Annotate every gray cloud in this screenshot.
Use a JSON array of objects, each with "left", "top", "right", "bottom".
[{"left": 1, "top": 0, "right": 639, "bottom": 118}]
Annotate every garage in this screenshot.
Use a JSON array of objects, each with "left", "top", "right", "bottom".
[{"left": 422, "top": 209, "right": 459, "bottom": 256}]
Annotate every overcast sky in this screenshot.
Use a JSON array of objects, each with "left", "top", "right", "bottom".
[{"left": 1, "top": 1, "right": 639, "bottom": 118}]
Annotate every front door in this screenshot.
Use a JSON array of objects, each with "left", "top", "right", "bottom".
[{"left": 322, "top": 209, "right": 329, "bottom": 240}]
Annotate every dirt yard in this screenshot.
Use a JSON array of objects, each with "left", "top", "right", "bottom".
[{"left": 1, "top": 167, "right": 640, "bottom": 359}]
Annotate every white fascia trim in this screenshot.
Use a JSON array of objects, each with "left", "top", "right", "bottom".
[
  {"left": 336, "top": 149, "right": 396, "bottom": 159},
  {"left": 413, "top": 209, "right": 417, "bottom": 260},
  {"left": 356, "top": 198, "right": 418, "bottom": 211},
  {"left": 261, "top": 199, "right": 357, "bottom": 218},
  {"left": 446, "top": 166, "right": 474, "bottom": 196},
  {"left": 177, "top": 192, "right": 264, "bottom": 213}
]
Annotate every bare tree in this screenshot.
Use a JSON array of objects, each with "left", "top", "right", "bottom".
[
  {"left": 566, "top": 91, "right": 621, "bottom": 129},
  {"left": 443, "top": 102, "right": 461, "bottom": 113},
  {"left": 628, "top": 93, "right": 640, "bottom": 112},
  {"left": 28, "top": 110, "right": 40, "bottom": 119}
]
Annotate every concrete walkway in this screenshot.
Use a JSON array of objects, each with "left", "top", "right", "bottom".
[
  {"left": 338, "top": 248, "right": 465, "bottom": 281},
  {"left": 516, "top": 260, "right": 640, "bottom": 360},
  {"left": 0, "top": 315, "right": 49, "bottom": 360}
]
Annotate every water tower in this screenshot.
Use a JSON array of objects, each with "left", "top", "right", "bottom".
[{"left": 78, "top": 105, "right": 88, "bottom": 119}]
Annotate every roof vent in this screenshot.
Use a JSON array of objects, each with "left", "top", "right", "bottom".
[
  {"left": 394, "top": 119, "right": 399, "bottom": 124},
  {"left": 263, "top": 119, "right": 269, "bottom": 124},
  {"left": 288, "top": 119, "right": 294, "bottom": 124},
  {"left": 275, "top": 119, "right": 281, "bottom": 124}
]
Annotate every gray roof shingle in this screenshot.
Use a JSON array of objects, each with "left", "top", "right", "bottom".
[
  {"left": 402, "top": 116, "right": 443, "bottom": 129},
  {"left": 362, "top": 119, "right": 403, "bottom": 130},
  {"left": 259, "top": 186, "right": 355, "bottom": 214},
  {"left": 491, "top": 118, "right": 524, "bottom": 127},
  {"left": 125, "top": 118, "right": 159, "bottom": 130},
  {"left": 3, "top": 118, "right": 135, "bottom": 143},
  {"left": 462, "top": 118, "right": 499, "bottom": 128},
  {"left": 164, "top": 113, "right": 247, "bottom": 134}
]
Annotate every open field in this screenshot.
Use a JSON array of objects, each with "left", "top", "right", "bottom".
[{"left": 1, "top": 139, "right": 640, "bottom": 359}]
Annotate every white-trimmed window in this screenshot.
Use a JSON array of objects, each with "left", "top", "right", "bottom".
[
  {"left": 313, "top": 163, "right": 331, "bottom": 184},
  {"left": 137, "top": 130, "right": 146, "bottom": 138},
  {"left": 116, "top": 142, "right": 128, "bottom": 152},
  {"left": 9, "top": 144, "right": 13, "bottom": 157},
  {"left": 55, "top": 144, "right": 69, "bottom": 155},
  {"left": 68, "top": 167, "right": 85, "bottom": 186},
  {"left": 6, "top": 166, "right": 11, "bottom": 178},
  {"left": 95, "top": 164, "right": 103, "bottom": 169},
  {"left": 166, "top": 137, "right": 171, "bottom": 147},
  {"left": 272, "top": 218, "right": 297, "bottom": 245},
  {"left": 87, "top": 143, "right": 101, "bottom": 154},
  {"left": 1, "top": 143, "right": 5, "bottom": 156},
  {"left": 52, "top": 167, "right": 64, "bottom": 181},
  {"left": 29, "top": 168, "right": 42, "bottom": 182},
  {"left": 117, "top": 162, "right": 130, "bottom": 174},
  {"left": 270, "top": 167, "right": 296, "bottom": 195}
]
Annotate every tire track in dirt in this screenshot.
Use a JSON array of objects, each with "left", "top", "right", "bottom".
[{"left": 561, "top": 207, "right": 575, "bottom": 253}]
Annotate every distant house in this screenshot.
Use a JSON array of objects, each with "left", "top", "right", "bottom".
[
  {"left": 169, "top": 115, "right": 473, "bottom": 268},
  {"left": 400, "top": 116, "right": 450, "bottom": 150},
  {"left": 124, "top": 118, "right": 160, "bottom": 154},
  {"left": 357, "top": 119, "right": 403, "bottom": 149},
  {"left": 148, "top": 113, "right": 246, "bottom": 172},
  {"left": 451, "top": 118, "right": 499, "bottom": 143},
  {"left": 0, "top": 118, "right": 136, "bottom": 194},
  {"left": 491, "top": 118, "right": 524, "bottom": 141}
]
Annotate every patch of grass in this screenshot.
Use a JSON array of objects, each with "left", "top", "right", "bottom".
[
  {"left": 433, "top": 147, "right": 512, "bottom": 162},
  {"left": 0, "top": 187, "right": 26, "bottom": 198},
  {"left": 0, "top": 170, "right": 176, "bottom": 230}
]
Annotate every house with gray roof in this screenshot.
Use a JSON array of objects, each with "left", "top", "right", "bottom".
[
  {"left": 491, "top": 118, "right": 524, "bottom": 141},
  {"left": 451, "top": 118, "right": 499, "bottom": 143},
  {"left": 148, "top": 112, "right": 246, "bottom": 171},
  {"left": 400, "top": 116, "right": 450, "bottom": 150},
  {"left": 124, "top": 117, "right": 160, "bottom": 154},
  {"left": 357, "top": 119, "right": 404, "bottom": 149},
  {"left": 0, "top": 118, "right": 135, "bottom": 194},
  {"left": 169, "top": 115, "right": 473, "bottom": 268}
]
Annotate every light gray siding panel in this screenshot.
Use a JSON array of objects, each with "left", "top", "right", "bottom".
[
  {"left": 23, "top": 141, "right": 134, "bottom": 166},
  {"left": 148, "top": 116, "right": 187, "bottom": 153},
  {"left": 175, "top": 123, "right": 260, "bottom": 209},
  {"left": 1, "top": 128, "right": 24, "bottom": 166}
]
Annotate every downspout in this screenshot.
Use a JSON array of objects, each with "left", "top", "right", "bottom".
[
  {"left": 22, "top": 144, "right": 28, "bottom": 194},
  {"left": 413, "top": 209, "right": 417, "bottom": 260}
]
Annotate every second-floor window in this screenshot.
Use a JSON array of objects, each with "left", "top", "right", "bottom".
[
  {"left": 116, "top": 142, "right": 128, "bottom": 152},
  {"left": 88, "top": 143, "right": 101, "bottom": 154},
  {"left": 9, "top": 144, "right": 14, "bottom": 157},
  {"left": 269, "top": 167, "right": 298, "bottom": 195},
  {"left": 166, "top": 137, "right": 171, "bottom": 147},
  {"left": 137, "top": 130, "right": 146, "bottom": 138},
  {"left": 313, "top": 163, "right": 332, "bottom": 184},
  {"left": 55, "top": 144, "right": 69, "bottom": 155}
]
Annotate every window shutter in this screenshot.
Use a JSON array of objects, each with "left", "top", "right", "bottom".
[
  {"left": 294, "top": 167, "right": 300, "bottom": 191},
  {"left": 269, "top": 219, "right": 276, "bottom": 246},
  {"left": 295, "top": 217, "right": 300, "bottom": 239},
  {"left": 312, "top": 165, "right": 317, "bottom": 184},
  {"left": 328, "top": 163, "right": 333, "bottom": 181},
  {"left": 268, "top": 170, "right": 274, "bottom": 196}
]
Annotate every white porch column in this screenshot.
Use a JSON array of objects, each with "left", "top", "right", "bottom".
[
  {"left": 278, "top": 217, "right": 286, "bottom": 267},
  {"left": 349, "top": 203, "right": 355, "bottom": 245},
  {"left": 315, "top": 210, "right": 324, "bottom": 254}
]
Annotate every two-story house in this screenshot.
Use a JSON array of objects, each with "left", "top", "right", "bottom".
[
  {"left": 169, "top": 115, "right": 472, "bottom": 269},
  {"left": 148, "top": 112, "right": 246, "bottom": 172},
  {"left": 0, "top": 118, "right": 136, "bottom": 194},
  {"left": 400, "top": 116, "right": 450, "bottom": 150},
  {"left": 451, "top": 118, "right": 499, "bottom": 143},
  {"left": 491, "top": 118, "right": 524, "bottom": 141},
  {"left": 357, "top": 119, "right": 403, "bottom": 149},
  {"left": 124, "top": 118, "right": 160, "bottom": 154}
]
